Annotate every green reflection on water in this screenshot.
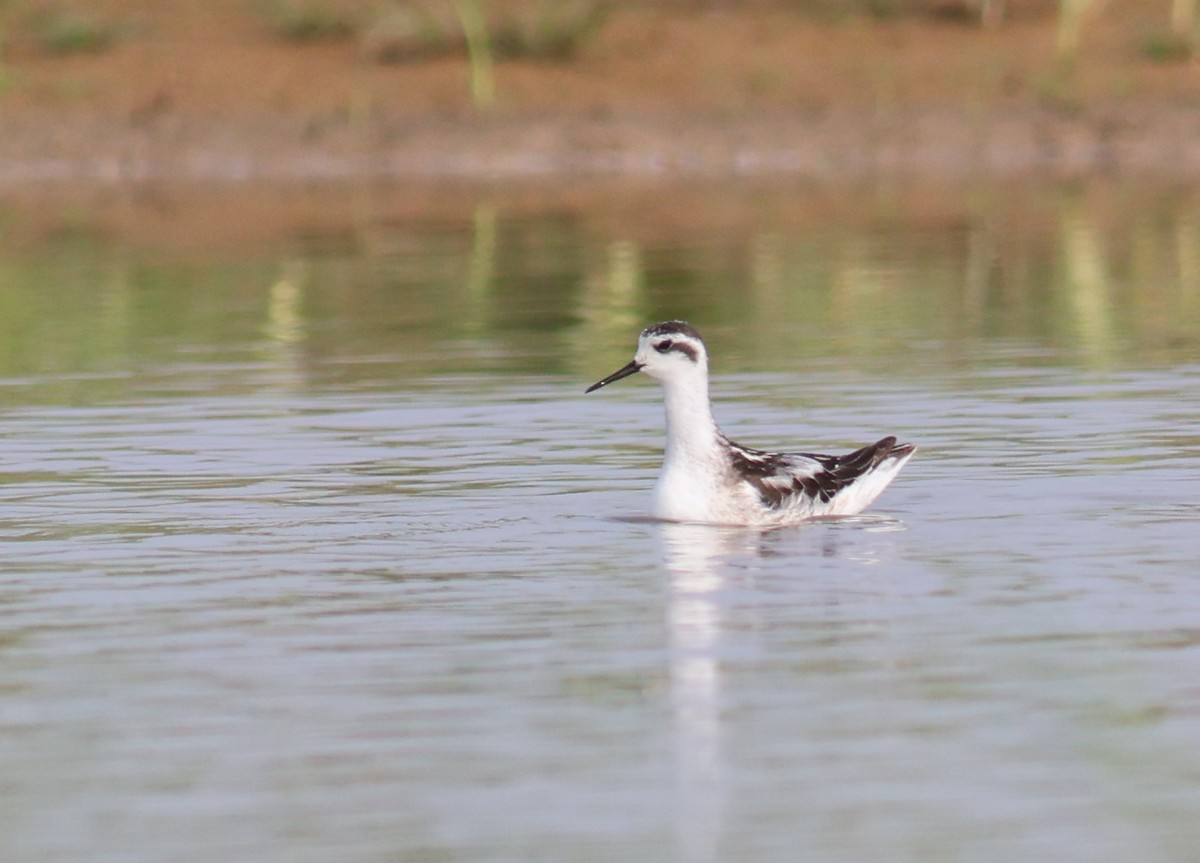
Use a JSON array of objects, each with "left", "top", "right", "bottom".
[{"left": 1, "top": 181, "right": 1198, "bottom": 407}]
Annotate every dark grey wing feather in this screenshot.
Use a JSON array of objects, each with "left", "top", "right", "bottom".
[{"left": 726, "top": 435, "right": 912, "bottom": 510}]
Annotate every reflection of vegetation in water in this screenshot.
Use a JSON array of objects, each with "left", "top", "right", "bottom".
[
  {"left": 464, "top": 199, "right": 498, "bottom": 328},
  {"left": 2, "top": 183, "right": 1200, "bottom": 404},
  {"left": 573, "top": 238, "right": 642, "bottom": 372},
  {"left": 1058, "top": 196, "right": 1114, "bottom": 368},
  {"left": 265, "top": 261, "right": 306, "bottom": 346},
  {"left": 0, "top": 238, "right": 128, "bottom": 400},
  {"left": 1175, "top": 209, "right": 1200, "bottom": 319}
]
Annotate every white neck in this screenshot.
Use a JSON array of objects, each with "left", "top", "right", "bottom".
[
  {"left": 651, "top": 371, "right": 728, "bottom": 522},
  {"left": 660, "top": 373, "right": 722, "bottom": 463}
]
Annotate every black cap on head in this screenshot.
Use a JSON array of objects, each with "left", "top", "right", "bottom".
[{"left": 642, "top": 320, "right": 704, "bottom": 343}]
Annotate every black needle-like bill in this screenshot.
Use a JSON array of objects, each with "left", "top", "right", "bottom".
[{"left": 585, "top": 360, "right": 642, "bottom": 393}]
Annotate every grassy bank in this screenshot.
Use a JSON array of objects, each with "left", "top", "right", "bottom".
[{"left": 0, "top": 0, "right": 1196, "bottom": 184}]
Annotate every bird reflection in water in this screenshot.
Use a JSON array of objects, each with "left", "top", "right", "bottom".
[{"left": 661, "top": 523, "right": 756, "bottom": 863}]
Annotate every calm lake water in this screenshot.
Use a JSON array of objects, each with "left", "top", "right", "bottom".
[{"left": 2, "top": 179, "right": 1199, "bottom": 862}]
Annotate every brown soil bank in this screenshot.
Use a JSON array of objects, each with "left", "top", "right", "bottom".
[{"left": 1, "top": 0, "right": 1200, "bottom": 183}]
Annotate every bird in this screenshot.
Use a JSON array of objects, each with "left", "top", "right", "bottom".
[{"left": 585, "top": 320, "right": 916, "bottom": 526}]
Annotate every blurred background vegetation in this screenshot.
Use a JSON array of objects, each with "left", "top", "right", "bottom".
[{"left": 0, "top": 0, "right": 1196, "bottom": 114}]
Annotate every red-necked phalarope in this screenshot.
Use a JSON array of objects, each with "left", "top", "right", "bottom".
[{"left": 586, "top": 320, "right": 916, "bottom": 526}]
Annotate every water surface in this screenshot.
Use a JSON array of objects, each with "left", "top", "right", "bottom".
[{"left": 2, "top": 179, "right": 1199, "bottom": 862}]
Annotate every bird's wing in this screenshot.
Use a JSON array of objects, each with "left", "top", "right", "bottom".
[{"left": 728, "top": 436, "right": 906, "bottom": 509}]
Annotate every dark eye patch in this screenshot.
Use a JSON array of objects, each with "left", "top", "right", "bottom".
[{"left": 652, "top": 338, "right": 700, "bottom": 362}]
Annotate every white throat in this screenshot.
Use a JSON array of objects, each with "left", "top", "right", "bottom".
[
  {"left": 652, "top": 370, "right": 727, "bottom": 521},
  {"left": 659, "top": 372, "right": 720, "bottom": 458}
]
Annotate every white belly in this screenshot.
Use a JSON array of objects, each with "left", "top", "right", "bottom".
[
  {"left": 651, "top": 450, "right": 914, "bottom": 526},
  {"left": 652, "top": 460, "right": 755, "bottom": 524}
]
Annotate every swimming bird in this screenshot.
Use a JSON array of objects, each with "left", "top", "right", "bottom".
[{"left": 585, "top": 321, "right": 916, "bottom": 526}]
